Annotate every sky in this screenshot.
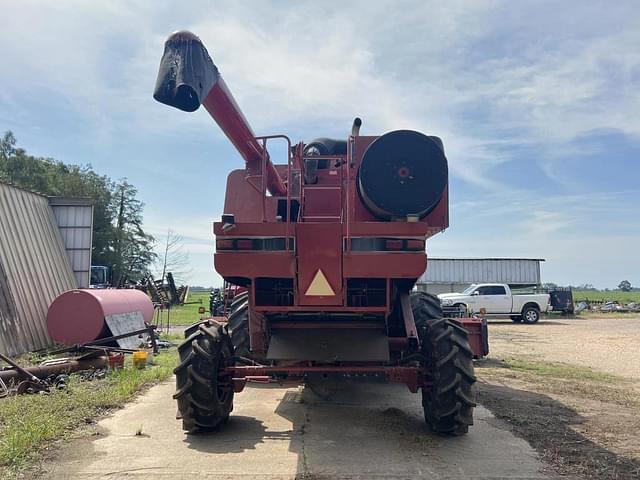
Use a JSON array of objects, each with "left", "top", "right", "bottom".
[{"left": 1, "top": 0, "right": 639, "bottom": 289}]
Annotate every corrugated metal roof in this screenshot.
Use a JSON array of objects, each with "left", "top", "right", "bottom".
[
  {"left": 0, "top": 183, "right": 77, "bottom": 355},
  {"left": 419, "top": 258, "right": 543, "bottom": 285}
]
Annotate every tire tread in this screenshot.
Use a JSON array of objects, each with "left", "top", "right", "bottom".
[{"left": 411, "top": 291, "right": 477, "bottom": 436}]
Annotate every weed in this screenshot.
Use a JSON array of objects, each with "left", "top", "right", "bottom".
[
  {"left": 158, "top": 291, "right": 210, "bottom": 326},
  {"left": 501, "top": 357, "right": 616, "bottom": 382},
  {"left": 0, "top": 349, "right": 178, "bottom": 477}
]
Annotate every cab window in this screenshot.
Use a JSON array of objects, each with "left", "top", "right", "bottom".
[{"left": 477, "top": 286, "right": 506, "bottom": 295}]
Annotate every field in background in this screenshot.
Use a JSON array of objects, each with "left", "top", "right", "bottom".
[
  {"left": 160, "top": 291, "right": 210, "bottom": 327},
  {"left": 572, "top": 290, "right": 640, "bottom": 303}
]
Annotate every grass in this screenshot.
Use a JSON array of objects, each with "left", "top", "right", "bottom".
[
  {"left": 499, "top": 357, "right": 616, "bottom": 382},
  {"left": 160, "top": 291, "right": 211, "bottom": 327},
  {"left": 0, "top": 348, "right": 178, "bottom": 477},
  {"left": 477, "top": 356, "right": 639, "bottom": 408},
  {"left": 572, "top": 290, "right": 640, "bottom": 303}
]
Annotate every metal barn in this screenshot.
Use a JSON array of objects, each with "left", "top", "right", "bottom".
[
  {"left": 417, "top": 258, "right": 544, "bottom": 294},
  {"left": 49, "top": 197, "right": 94, "bottom": 288},
  {"left": 0, "top": 183, "right": 93, "bottom": 355}
]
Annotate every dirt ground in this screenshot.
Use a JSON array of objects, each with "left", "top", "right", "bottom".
[
  {"left": 478, "top": 315, "right": 640, "bottom": 479},
  {"left": 487, "top": 316, "right": 640, "bottom": 379}
]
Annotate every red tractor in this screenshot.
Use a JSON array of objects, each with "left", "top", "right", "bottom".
[{"left": 154, "top": 31, "right": 488, "bottom": 436}]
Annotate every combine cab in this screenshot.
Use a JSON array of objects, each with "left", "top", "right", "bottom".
[{"left": 153, "top": 31, "right": 488, "bottom": 435}]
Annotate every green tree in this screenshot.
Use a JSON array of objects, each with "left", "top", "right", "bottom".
[
  {"left": 618, "top": 280, "right": 632, "bottom": 292},
  {"left": 0, "top": 131, "right": 156, "bottom": 284},
  {"left": 110, "top": 180, "right": 157, "bottom": 286}
]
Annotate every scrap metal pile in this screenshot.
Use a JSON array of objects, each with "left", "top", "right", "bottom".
[
  {"left": 0, "top": 327, "right": 166, "bottom": 398},
  {"left": 575, "top": 300, "right": 640, "bottom": 313},
  {"left": 0, "top": 350, "right": 109, "bottom": 397},
  {"left": 138, "top": 272, "right": 189, "bottom": 308}
]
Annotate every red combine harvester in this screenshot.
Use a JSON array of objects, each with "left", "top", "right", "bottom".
[{"left": 154, "top": 31, "right": 488, "bottom": 436}]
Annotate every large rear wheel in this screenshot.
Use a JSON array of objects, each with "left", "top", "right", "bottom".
[
  {"left": 411, "top": 291, "right": 476, "bottom": 435},
  {"left": 227, "top": 291, "right": 250, "bottom": 357},
  {"left": 173, "top": 320, "right": 234, "bottom": 433}
]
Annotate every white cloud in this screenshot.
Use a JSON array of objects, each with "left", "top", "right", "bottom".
[{"left": 2, "top": 0, "right": 639, "bottom": 287}]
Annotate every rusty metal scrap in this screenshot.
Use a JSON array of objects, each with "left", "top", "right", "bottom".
[
  {"left": 138, "top": 272, "right": 189, "bottom": 308},
  {"left": 0, "top": 355, "right": 108, "bottom": 384}
]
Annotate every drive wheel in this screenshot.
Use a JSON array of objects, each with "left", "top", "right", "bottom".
[
  {"left": 411, "top": 291, "right": 476, "bottom": 436},
  {"left": 522, "top": 306, "right": 540, "bottom": 324},
  {"left": 173, "top": 320, "right": 234, "bottom": 433},
  {"left": 227, "top": 291, "right": 250, "bottom": 357},
  {"left": 453, "top": 303, "right": 467, "bottom": 316}
]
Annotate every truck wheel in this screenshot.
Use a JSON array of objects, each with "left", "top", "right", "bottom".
[
  {"left": 453, "top": 303, "right": 467, "bottom": 316},
  {"left": 411, "top": 292, "right": 476, "bottom": 436},
  {"left": 228, "top": 292, "right": 250, "bottom": 357},
  {"left": 522, "top": 306, "right": 540, "bottom": 324},
  {"left": 173, "top": 320, "right": 234, "bottom": 433},
  {"left": 510, "top": 315, "right": 522, "bottom": 323}
]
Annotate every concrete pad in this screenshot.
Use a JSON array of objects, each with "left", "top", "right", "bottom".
[{"left": 42, "top": 380, "right": 552, "bottom": 479}]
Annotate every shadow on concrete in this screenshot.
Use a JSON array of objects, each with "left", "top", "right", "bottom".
[
  {"left": 183, "top": 414, "right": 292, "bottom": 453},
  {"left": 273, "top": 382, "right": 460, "bottom": 479},
  {"left": 477, "top": 381, "right": 640, "bottom": 479}
]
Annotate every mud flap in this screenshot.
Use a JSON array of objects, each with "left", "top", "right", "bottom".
[{"left": 267, "top": 329, "right": 390, "bottom": 362}]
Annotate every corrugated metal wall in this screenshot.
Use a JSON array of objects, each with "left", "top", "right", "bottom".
[
  {"left": 417, "top": 283, "right": 478, "bottom": 295},
  {"left": 49, "top": 198, "right": 94, "bottom": 288},
  {"left": 418, "top": 258, "right": 543, "bottom": 293},
  {"left": 0, "top": 183, "right": 77, "bottom": 355}
]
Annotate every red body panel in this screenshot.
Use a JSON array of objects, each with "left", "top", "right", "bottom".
[
  {"left": 213, "top": 133, "right": 448, "bottom": 313},
  {"left": 457, "top": 318, "right": 490, "bottom": 359},
  {"left": 296, "top": 223, "right": 343, "bottom": 306},
  {"left": 343, "top": 252, "right": 427, "bottom": 279}
]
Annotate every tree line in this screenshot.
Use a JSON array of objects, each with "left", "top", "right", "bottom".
[{"left": 0, "top": 131, "right": 156, "bottom": 286}]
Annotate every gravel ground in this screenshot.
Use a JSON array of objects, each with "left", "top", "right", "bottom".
[
  {"left": 487, "top": 316, "right": 640, "bottom": 379},
  {"left": 478, "top": 315, "right": 640, "bottom": 479}
]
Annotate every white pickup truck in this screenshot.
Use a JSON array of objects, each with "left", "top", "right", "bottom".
[{"left": 438, "top": 283, "right": 550, "bottom": 323}]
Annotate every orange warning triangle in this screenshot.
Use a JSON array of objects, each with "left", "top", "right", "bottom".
[{"left": 305, "top": 269, "right": 335, "bottom": 296}]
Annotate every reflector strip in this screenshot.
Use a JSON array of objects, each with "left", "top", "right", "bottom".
[
  {"left": 236, "top": 239, "right": 253, "bottom": 249},
  {"left": 349, "top": 237, "right": 425, "bottom": 252},
  {"left": 216, "top": 237, "right": 295, "bottom": 251},
  {"left": 305, "top": 269, "right": 335, "bottom": 296},
  {"left": 385, "top": 239, "right": 403, "bottom": 250}
]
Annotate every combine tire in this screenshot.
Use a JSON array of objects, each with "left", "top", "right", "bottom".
[
  {"left": 227, "top": 291, "right": 250, "bottom": 357},
  {"left": 411, "top": 291, "right": 476, "bottom": 436},
  {"left": 173, "top": 320, "right": 234, "bottom": 433},
  {"left": 522, "top": 306, "right": 540, "bottom": 324}
]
